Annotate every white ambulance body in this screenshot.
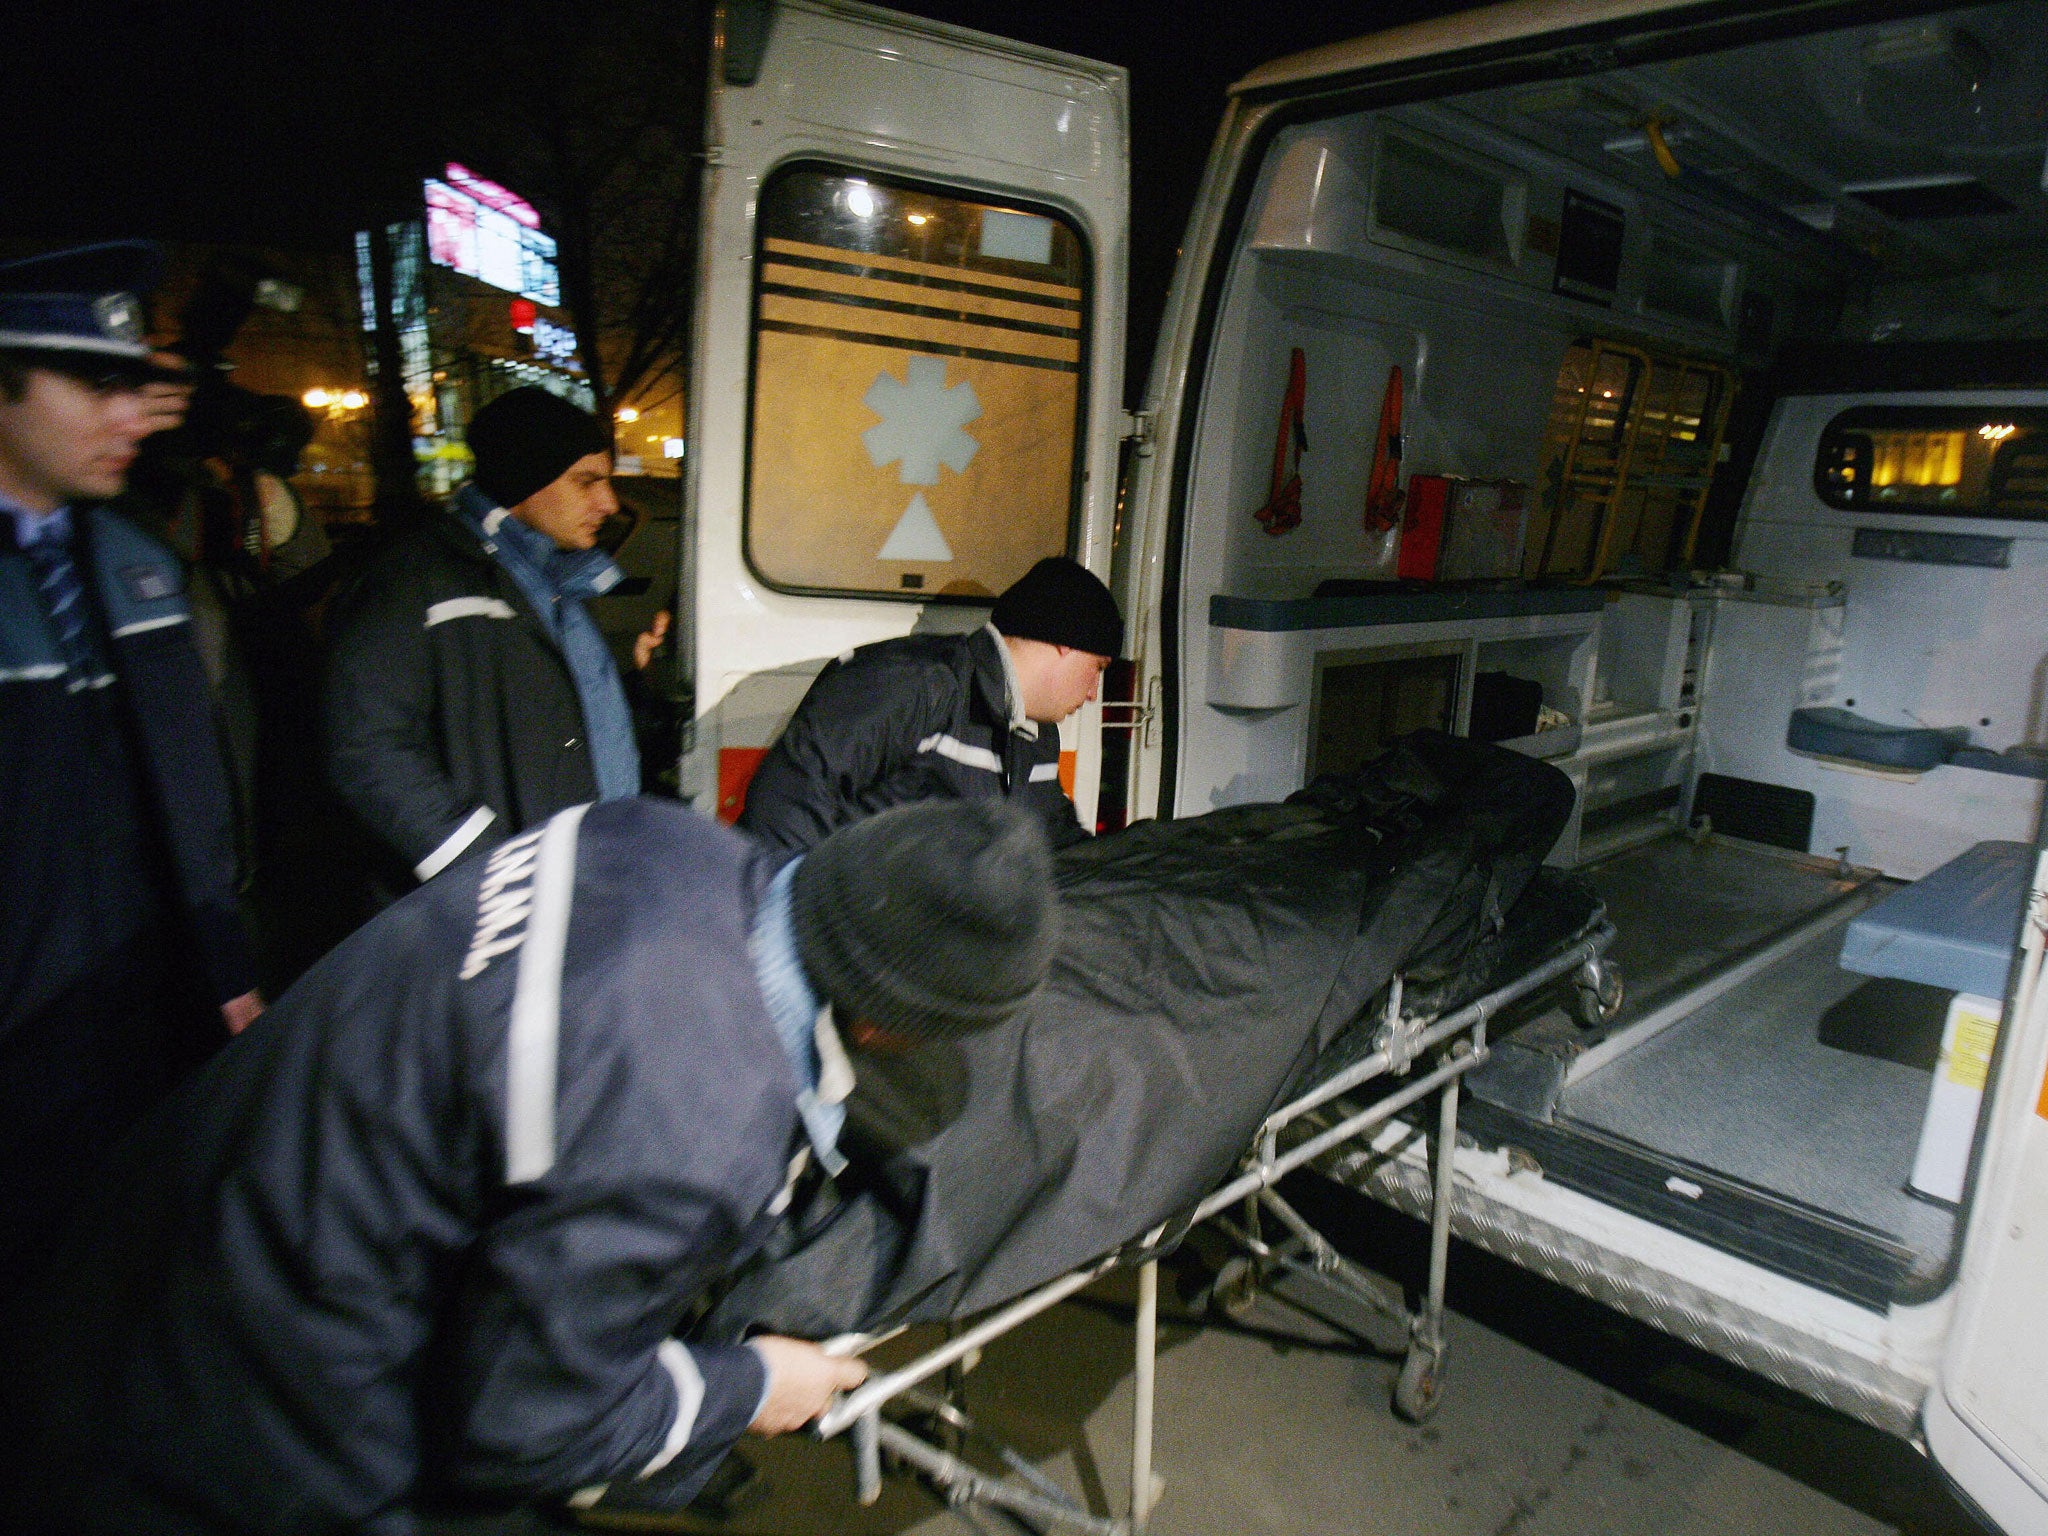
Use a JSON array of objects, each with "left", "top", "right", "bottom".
[{"left": 679, "top": 3, "right": 2048, "bottom": 1527}]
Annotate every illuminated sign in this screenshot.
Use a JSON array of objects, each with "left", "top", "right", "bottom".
[
  {"left": 532, "top": 317, "right": 581, "bottom": 372},
  {"left": 425, "top": 163, "right": 560, "bottom": 305}
]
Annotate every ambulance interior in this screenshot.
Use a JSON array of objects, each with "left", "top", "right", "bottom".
[{"left": 1170, "top": 2, "right": 2046, "bottom": 1308}]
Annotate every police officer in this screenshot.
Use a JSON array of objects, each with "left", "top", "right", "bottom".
[{"left": 0, "top": 242, "right": 262, "bottom": 1293}]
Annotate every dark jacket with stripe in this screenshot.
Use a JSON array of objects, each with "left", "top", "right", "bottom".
[
  {"left": 737, "top": 625, "right": 1086, "bottom": 856},
  {"left": 323, "top": 510, "right": 603, "bottom": 890},
  {"left": 3, "top": 799, "right": 795, "bottom": 1535},
  {"left": 1, "top": 506, "right": 253, "bottom": 1027}
]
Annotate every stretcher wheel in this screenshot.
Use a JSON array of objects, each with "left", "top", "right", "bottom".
[
  {"left": 1393, "top": 1342, "right": 1444, "bottom": 1423},
  {"left": 1569, "top": 958, "right": 1624, "bottom": 1029},
  {"left": 1209, "top": 1256, "right": 1260, "bottom": 1320}
]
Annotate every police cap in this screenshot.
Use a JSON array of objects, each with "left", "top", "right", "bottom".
[{"left": 0, "top": 241, "right": 168, "bottom": 375}]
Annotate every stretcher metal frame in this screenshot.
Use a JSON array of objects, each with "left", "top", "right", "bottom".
[{"left": 809, "top": 918, "right": 1619, "bottom": 1533}]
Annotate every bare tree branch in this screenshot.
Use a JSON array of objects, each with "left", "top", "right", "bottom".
[{"left": 438, "top": 0, "right": 710, "bottom": 437}]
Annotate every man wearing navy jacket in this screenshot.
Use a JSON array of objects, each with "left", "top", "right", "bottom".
[
  {"left": 3, "top": 796, "right": 1058, "bottom": 1533},
  {"left": 0, "top": 242, "right": 261, "bottom": 1294},
  {"left": 739, "top": 555, "right": 1123, "bottom": 856}
]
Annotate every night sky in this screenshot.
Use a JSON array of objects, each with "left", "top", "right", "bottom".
[{"left": 4, "top": 2, "right": 1454, "bottom": 389}]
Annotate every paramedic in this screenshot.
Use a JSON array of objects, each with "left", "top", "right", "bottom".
[
  {"left": 739, "top": 554, "right": 1122, "bottom": 855},
  {"left": 1, "top": 796, "right": 1059, "bottom": 1532},
  {"left": 324, "top": 385, "right": 670, "bottom": 899},
  {"left": 0, "top": 241, "right": 262, "bottom": 1296}
]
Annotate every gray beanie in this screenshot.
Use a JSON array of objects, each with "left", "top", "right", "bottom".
[{"left": 792, "top": 800, "right": 1058, "bottom": 1039}]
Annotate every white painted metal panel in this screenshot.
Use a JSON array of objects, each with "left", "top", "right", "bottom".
[
  {"left": 1924, "top": 840, "right": 2048, "bottom": 1535},
  {"left": 683, "top": 0, "right": 1127, "bottom": 820},
  {"left": 1726, "top": 392, "right": 2048, "bottom": 877}
]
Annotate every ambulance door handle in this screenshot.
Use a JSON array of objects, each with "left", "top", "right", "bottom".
[{"left": 1101, "top": 675, "right": 1161, "bottom": 748}]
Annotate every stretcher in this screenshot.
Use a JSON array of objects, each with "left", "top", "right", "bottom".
[{"left": 803, "top": 874, "right": 1619, "bottom": 1533}]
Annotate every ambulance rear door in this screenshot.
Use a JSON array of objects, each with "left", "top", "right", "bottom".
[
  {"left": 682, "top": 0, "right": 1129, "bottom": 824},
  {"left": 1924, "top": 813, "right": 2048, "bottom": 1536}
]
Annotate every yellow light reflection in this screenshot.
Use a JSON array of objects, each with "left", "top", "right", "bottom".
[{"left": 1869, "top": 429, "right": 1963, "bottom": 490}]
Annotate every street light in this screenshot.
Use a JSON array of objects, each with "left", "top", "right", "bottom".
[{"left": 304, "top": 387, "right": 369, "bottom": 416}]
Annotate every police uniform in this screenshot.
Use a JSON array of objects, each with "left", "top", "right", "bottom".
[{"left": 0, "top": 243, "right": 255, "bottom": 1292}]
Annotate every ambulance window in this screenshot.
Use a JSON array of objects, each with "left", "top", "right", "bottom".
[
  {"left": 1815, "top": 407, "right": 2048, "bottom": 520},
  {"left": 744, "top": 164, "right": 1089, "bottom": 599}
]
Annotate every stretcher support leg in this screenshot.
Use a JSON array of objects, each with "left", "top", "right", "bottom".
[
  {"left": 1428, "top": 1061, "right": 1458, "bottom": 1329},
  {"left": 1249, "top": 1188, "right": 1408, "bottom": 1325},
  {"left": 1131, "top": 1258, "right": 1158, "bottom": 1531},
  {"left": 853, "top": 1407, "right": 883, "bottom": 1506},
  {"left": 1397, "top": 1049, "right": 1461, "bottom": 1422},
  {"left": 874, "top": 1419, "right": 1128, "bottom": 1535}
]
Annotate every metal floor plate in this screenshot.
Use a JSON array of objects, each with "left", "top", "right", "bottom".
[
  {"left": 1557, "top": 851, "right": 1957, "bottom": 1279},
  {"left": 1580, "top": 835, "right": 1877, "bottom": 1025}
]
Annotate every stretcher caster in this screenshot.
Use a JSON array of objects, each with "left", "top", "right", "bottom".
[
  {"left": 1393, "top": 1341, "right": 1444, "bottom": 1423},
  {"left": 1569, "top": 957, "right": 1624, "bottom": 1029},
  {"left": 1209, "top": 1255, "right": 1260, "bottom": 1320}
]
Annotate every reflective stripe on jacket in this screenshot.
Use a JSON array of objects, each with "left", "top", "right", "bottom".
[
  {"left": 4, "top": 799, "right": 796, "bottom": 1533},
  {"left": 737, "top": 625, "right": 1085, "bottom": 856},
  {"left": 1, "top": 506, "right": 253, "bottom": 1019},
  {"left": 323, "top": 509, "right": 604, "bottom": 888}
]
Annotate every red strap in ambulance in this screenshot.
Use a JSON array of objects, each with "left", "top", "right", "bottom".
[
  {"left": 1253, "top": 347, "right": 1307, "bottom": 536},
  {"left": 1363, "top": 365, "right": 1404, "bottom": 533}
]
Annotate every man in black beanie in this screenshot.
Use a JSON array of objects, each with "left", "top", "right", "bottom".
[
  {"left": 3, "top": 796, "right": 1057, "bottom": 1533},
  {"left": 739, "top": 554, "right": 1122, "bottom": 856},
  {"left": 324, "top": 386, "right": 672, "bottom": 902}
]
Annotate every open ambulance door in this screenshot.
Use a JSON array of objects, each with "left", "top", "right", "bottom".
[
  {"left": 681, "top": 0, "right": 1128, "bottom": 826},
  {"left": 1923, "top": 809, "right": 2048, "bottom": 1535}
]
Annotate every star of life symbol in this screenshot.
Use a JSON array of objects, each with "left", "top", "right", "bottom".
[
  {"left": 862, "top": 355, "right": 981, "bottom": 485},
  {"left": 862, "top": 356, "right": 980, "bottom": 565}
]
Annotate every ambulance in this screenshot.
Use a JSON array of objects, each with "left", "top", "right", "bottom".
[{"left": 667, "top": 2, "right": 2048, "bottom": 1526}]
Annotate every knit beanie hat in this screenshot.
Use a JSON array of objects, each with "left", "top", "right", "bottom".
[
  {"left": 466, "top": 386, "right": 611, "bottom": 509},
  {"left": 792, "top": 800, "right": 1058, "bottom": 1040},
  {"left": 990, "top": 556, "right": 1123, "bottom": 659}
]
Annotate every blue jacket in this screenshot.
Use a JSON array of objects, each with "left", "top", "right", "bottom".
[
  {"left": 1, "top": 505, "right": 253, "bottom": 1025},
  {"left": 4, "top": 799, "right": 799, "bottom": 1533}
]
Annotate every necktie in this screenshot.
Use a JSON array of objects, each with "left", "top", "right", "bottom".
[{"left": 22, "top": 531, "right": 111, "bottom": 687}]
